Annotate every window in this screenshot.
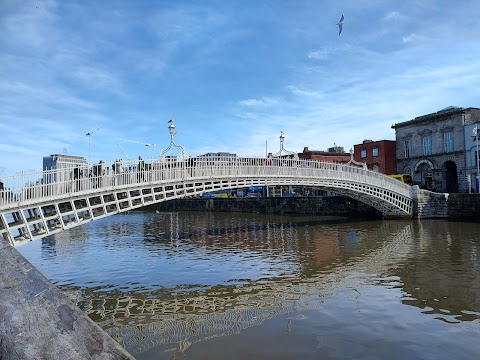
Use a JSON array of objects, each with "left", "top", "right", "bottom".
[
  {"left": 444, "top": 131, "right": 453, "bottom": 152},
  {"left": 404, "top": 140, "right": 411, "bottom": 158},
  {"left": 360, "top": 148, "right": 366, "bottom": 158},
  {"left": 422, "top": 135, "right": 431, "bottom": 155},
  {"left": 372, "top": 147, "right": 378, "bottom": 157}
]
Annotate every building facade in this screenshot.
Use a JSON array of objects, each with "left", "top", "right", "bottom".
[
  {"left": 464, "top": 121, "right": 480, "bottom": 192},
  {"left": 43, "top": 154, "right": 87, "bottom": 171},
  {"left": 42, "top": 154, "right": 88, "bottom": 184},
  {"left": 298, "top": 146, "right": 351, "bottom": 163},
  {"left": 392, "top": 107, "right": 480, "bottom": 193},
  {"left": 353, "top": 140, "right": 396, "bottom": 174}
]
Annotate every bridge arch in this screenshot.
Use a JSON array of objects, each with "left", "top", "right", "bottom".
[{"left": 0, "top": 157, "right": 415, "bottom": 246}]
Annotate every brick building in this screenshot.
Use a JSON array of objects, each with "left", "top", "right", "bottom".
[
  {"left": 298, "top": 146, "right": 351, "bottom": 163},
  {"left": 353, "top": 140, "right": 396, "bottom": 174}
]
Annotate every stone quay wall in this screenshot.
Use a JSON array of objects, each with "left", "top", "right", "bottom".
[
  {"left": 148, "top": 196, "right": 383, "bottom": 219},
  {"left": 446, "top": 193, "right": 480, "bottom": 220},
  {"left": 150, "top": 193, "right": 480, "bottom": 221},
  {"left": 412, "top": 189, "right": 480, "bottom": 220},
  {"left": 0, "top": 238, "right": 134, "bottom": 360}
]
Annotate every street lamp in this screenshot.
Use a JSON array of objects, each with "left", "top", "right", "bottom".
[
  {"left": 272, "top": 131, "right": 297, "bottom": 159},
  {"left": 473, "top": 124, "right": 479, "bottom": 192},
  {"left": 159, "top": 119, "right": 188, "bottom": 160},
  {"left": 86, "top": 127, "right": 101, "bottom": 165}
]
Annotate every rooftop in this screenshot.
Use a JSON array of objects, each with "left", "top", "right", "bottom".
[{"left": 392, "top": 107, "right": 480, "bottom": 129}]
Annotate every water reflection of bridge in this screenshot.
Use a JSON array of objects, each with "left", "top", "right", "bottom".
[{"left": 57, "top": 215, "right": 423, "bottom": 356}]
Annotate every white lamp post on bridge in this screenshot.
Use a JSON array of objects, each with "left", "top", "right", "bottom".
[
  {"left": 159, "top": 119, "right": 188, "bottom": 160},
  {"left": 86, "top": 127, "right": 101, "bottom": 165},
  {"left": 272, "top": 131, "right": 298, "bottom": 159}
]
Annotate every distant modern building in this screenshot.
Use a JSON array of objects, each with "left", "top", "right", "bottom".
[
  {"left": 197, "top": 152, "right": 238, "bottom": 161},
  {"left": 43, "top": 154, "right": 87, "bottom": 171},
  {"left": 42, "top": 154, "right": 87, "bottom": 184},
  {"left": 298, "top": 146, "right": 351, "bottom": 163},
  {"left": 353, "top": 140, "right": 396, "bottom": 174},
  {"left": 392, "top": 106, "right": 480, "bottom": 193}
]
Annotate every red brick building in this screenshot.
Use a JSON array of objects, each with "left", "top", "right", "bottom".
[
  {"left": 298, "top": 146, "right": 351, "bottom": 163},
  {"left": 353, "top": 140, "right": 396, "bottom": 174}
]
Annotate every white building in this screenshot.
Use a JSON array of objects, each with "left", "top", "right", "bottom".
[{"left": 42, "top": 154, "right": 87, "bottom": 184}]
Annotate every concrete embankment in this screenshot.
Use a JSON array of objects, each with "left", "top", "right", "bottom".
[
  {"left": 413, "top": 190, "right": 480, "bottom": 220},
  {"left": 148, "top": 195, "right": 383, "bottom": 218},
  {"left": 0, "top": 238, "right": 134, "bottom": 360},
  {"left": 150, "top": 193, "right": 480, "bottom": 221}
]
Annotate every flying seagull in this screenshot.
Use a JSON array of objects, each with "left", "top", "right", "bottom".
[{"left": 337, "top": 14, "right": 344, "bottom": 35}]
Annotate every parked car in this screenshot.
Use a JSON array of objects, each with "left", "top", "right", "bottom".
[
  {"left": 201, "top": 192, "right": 229, "bottom": 198},
  {"left": 388, "top": 174, "right": 413, "bottom": 186}
]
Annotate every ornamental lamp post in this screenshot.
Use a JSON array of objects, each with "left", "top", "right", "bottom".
[
  {"left": 272, "top": 131, "right": 297, "bottom": 159},
  {"left": 168, "top": 121, "right": 176, "bottom": 137},
  {"left": 159, "top": 119, "right": 188, "bottom": 161}
]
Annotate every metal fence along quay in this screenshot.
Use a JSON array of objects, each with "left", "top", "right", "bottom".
[{"left": 0, "top": 156, "right": 414, "bottom": 246}]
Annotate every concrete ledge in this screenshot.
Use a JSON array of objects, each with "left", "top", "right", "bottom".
[{"left": 0, "top": 238, "right": 134, "bottom": 360}]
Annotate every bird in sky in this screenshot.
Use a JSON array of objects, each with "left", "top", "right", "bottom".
[{"left": 337, "top": 14, "right": 344, "bottom": 35}]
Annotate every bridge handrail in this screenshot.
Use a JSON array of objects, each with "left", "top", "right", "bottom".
[{"left": 0, "top": 157, "right": 411, "bottom": 208}]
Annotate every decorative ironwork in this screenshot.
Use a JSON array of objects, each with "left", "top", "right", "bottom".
[
  {"left": 345, "top": 148, "right": 368, "bottom": 169},
  {"left": 272, "top": 132, "right": 298, "bottom": 159},
  {"left": 159, "top": 119, "right": 188, "bottom": 160}
]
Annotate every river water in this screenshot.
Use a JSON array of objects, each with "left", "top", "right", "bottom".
[{"left": 18, "top": 211, "right": 480, "bottom": 360}]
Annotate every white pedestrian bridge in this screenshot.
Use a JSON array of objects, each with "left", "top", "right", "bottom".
[{"left": 0, "top": 157, "right": 415, "bottom": 247}]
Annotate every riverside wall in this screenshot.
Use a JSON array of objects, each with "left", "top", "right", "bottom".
[
  {"left": 150, "top": 194, "right": 480, "bottom": 221},
  {"left": 412, "top": 189, "right": 480, "bottom": 220},
  {"left": 447, "top": 193, "right": 480, "bottom": 220},
  {"left": 0, "top": 238, "right": 134, "bottom": 360},
  {"left": 148, "top": 196, "right": 383, "bottom": 219}
]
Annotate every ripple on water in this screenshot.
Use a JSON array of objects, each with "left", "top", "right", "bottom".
[{"left": 16, "top": 213, "right": 480, "bottom": 360}]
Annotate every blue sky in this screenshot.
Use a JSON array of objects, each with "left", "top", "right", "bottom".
[{"left": 1, "top": 0, "right": 479, "bottom": 175}]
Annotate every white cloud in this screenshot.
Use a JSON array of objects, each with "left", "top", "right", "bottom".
[
  {"left": 382, "top": 11, "right": 407, "bottom": 23},
  {"left": 71, "top": 66, "right": 126, "bottom": 97},
  {"left": 286, "top": 86, "right": 324, "bottom": 99},
  {"left": 1, "top": 0, "right": 480, "bottom": 175},
  {"left": 402, "top": 33, "right": 417, "bottom": 43},
  {"left": 308, "top": 45, "right": 351, "bottom": 60},
  {"left": 238, "top": 97, "right": 279, "bottom": 108}
]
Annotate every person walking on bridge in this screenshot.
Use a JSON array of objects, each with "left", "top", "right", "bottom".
[{"left": 138, "top": 156, "right": 145, "bottom": 182}]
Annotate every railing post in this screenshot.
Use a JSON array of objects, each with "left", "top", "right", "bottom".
[{"left": 21, "top": 171, "right": 25, "bottom": 202}]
